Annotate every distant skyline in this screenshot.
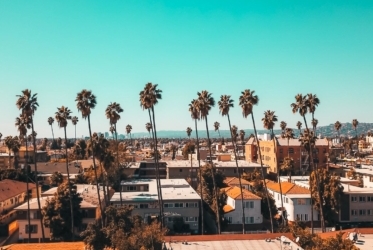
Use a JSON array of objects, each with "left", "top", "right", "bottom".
[{"left": 1, "top": 1, "right": 372, "bottom": 138}]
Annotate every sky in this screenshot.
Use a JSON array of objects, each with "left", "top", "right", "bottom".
[{"left": 0, "top": 0, "right": 372, "bottom": 139}]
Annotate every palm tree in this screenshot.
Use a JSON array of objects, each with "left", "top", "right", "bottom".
[
  {"left": 55, "top": 106, "right": 75, "bottom": 240},
  {"left": 239, "top": 89, "right": 274, "bottom": 233},
  {"left": 186, "top": 127, "right": 192, "bottom": 140},
  {"left": 71, "top": 116, "right": 79, "bottom": 143},
  {"left": 15, "top": 114, "right": 32, "bottom": 241},
  {"left": 188, "top": 99, "right": 204, "bottom": 234},
  {"left": 145, "top": 122, "right": 152, "bottom": 137},
  {"left": 11, "top": 137, "right": 21, "bottom": 169},
  {"left": 281, "top": 127, "right": 295, "bottom": 181},
  {"left": 291, "top": 93, "right": 324, "bottom": 233},
  {"left": 312, "top": 119, "right": 318, "bottom": 134},
  {"left": 48, "top": 117, "right": 55, "bottom": 141},
  {"left": 307, "top": 93, "right": 320, "bottom": 126},
  {"left": 105, "top": 102, "right": 124, "bottom": 206},
  {"left": 197, "top": 90, "right": 221, "bottom": 234},
  {"left": 239, "top": 129, "right": 245, "bottom": 158},
  {"left": 16, "top": 89, "right": 45, "bottom": 241},
  {"left": 213, "top": 121, "right": 221, "bottom": 137},
  {"left": 126, "top": 124, "right": 133, "bottom": 146},
  {"left": 262, "top": 110, "right": 285, "bottom": 225},
  {"left": 352, "top": 119, "right": 359, "bottom": 139},
  {"left": 334, "top": 121, "right": 342, "bottom": 140},
  {"left": 231, "top": 125, "right": 238, "bottom": 142},
  {"left": 296, "top": 121, "right": 302, "bottom": 137},
  {"left": 139, "top": 83, "right": 164, "bottom": 224},
  {"left": 280, "top": 121, "right": 287, "bottom": 133},
  {"left": 75, "top": 89, "right": 104, "bottom": 228},
  {"left": 218, "top": 94, "right": 245, "bottom": 234}
]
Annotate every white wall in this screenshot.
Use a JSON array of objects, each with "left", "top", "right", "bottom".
[
  {"left": 363, "top": 175, "right": 373, "bottom": 188},
  {"left": 225, "top": 196, "right": 262, "bottom": 224}
]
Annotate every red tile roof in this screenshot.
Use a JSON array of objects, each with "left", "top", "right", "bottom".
[
  {"left": 0, "top": 179, "right": 36, "bottom": 201},
  {"left": 223, "top": 186, "right": 261, "bottom": 200}
]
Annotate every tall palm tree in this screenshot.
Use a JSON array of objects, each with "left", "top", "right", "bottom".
[
  {"left": 218, "top": 95, "right": 245, "bottom": 234},
  {"left": 48, "top": 117, "right": 55, "bottom": 141},
  {"left": 75, "top": 89, "right": 104, "bottom": 228},
  {"left": 145, "top": 122, "right": 152, "bottom": 137},
  {"left": 231, "top": 125, "right": 238, "bottom": 142},
  {"left": 352, "top": 119, "right": 359, "bottom": 139},
  {"left": 55, "top": 106, "right": 75, "bottom": 240},
  {"left": 188, "top": 99, "right": 204, "bottom": 234},
  {"left": 105, "top": 102, "right": 124, "bottom": 206},
  {"left": 186, "top": 127, "right": 192, "bottom": 140},
  {"left": 126, "top": 124, "right": 133, "bottom": 146},
  {"left": 213, "top": 121, "right": 221, "bottom": 137},
  {"left": 239, "top": 129, "right": 246, "bottom": 158},
  {"left": 239, "top": 89, "right": 274, "bottom": 233},
  {"left": 16, "top": 89, "right": 45, "bottom": 241},
  {"left": 281, "top": 127, "right": 295, "bottom": 180},
  {"left": 280, "top": 121, "right": 287, "bottom": 133},
  {"left": 262, "top": 110, "right": 285, "bottom": 225},
  {"left": 71, "top": 116, "right": 79, "bottom": 143},
  {"left": 11, "top": 137, "right": 21, "bottom": 169},
  {"left": 291, "top": 93, "right": 324, "bottom": 233},
  {"left": 296, "top": 121, "right": 302, "bottom": 137},
  {"left": 334, "top": 121, "right": 342, "bottom": 140},
  {"left": 312, "top": 119, "right": 318, "bottom": 134},
  {"left": 307, "top": 93, "right": 320, "bottom": 126},
  {"left": 197, "top": 90, "right": 221, "bottom": 234},
  {"left": 139, "top": 83, "right": 164, "bottom": 224}
]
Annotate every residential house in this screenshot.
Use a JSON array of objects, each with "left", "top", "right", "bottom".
[
  {"left": 110, "top": 179, "right": 201, "bottom": 234},
  {"left": 14, "top": 184, "right": 106, "bottom": 242},
  {"left": 224, "top": 177, "right": 251, "bottom": 190},
  {"left": 223, "top": 186, "right": 263, "bottom": 230}
]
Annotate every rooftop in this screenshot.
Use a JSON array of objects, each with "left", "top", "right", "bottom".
[
  {"left": 164, "top": 160, "right": 264, "bottom": 168},
  {"left": 266, "top": 180, "right": 310, "bottom": 195},
  {"left": 30, "top": 161, "right": 82, "bottom": 175},
  {"left": 111, "top": 179, "right": 201, "bottom": 202},
  {"left": 223, "top": 186, "right": 261, "bottom": 200},
  {"left": 0, "top": 179, "right": 36, "bottom": 201},
  {"left": 224, "top": 177, "right": 251, "bottom": 186}
]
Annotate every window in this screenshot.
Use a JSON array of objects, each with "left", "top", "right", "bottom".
[
  {"left": 368, "top": 209, "right": 373, "bottom": 215},
  {"left": 234, "top": 169, "right": 237, "bottom": 174},
  {"left": 185, "top": 217, "right": 197, "bottom": 222},
  {"left": 304, "top": 214, "right": 308, "bottom": 221},
  {"left": 245, "top": 201, "right": 254, "bottom": 209},
  {"left": 245, "top": 217, "right": 254, "bottom": 224},
  {"left": 279, "top": 149, "right": 283, "bottom": 154},
  {"left": 368, "top": 196, "right": 373, "bottom": 202},
  {"left": 25, "top": 225, "right": 38, "bottom": 234},
  {"left": 174, "top": 203, "right": 184, "bottom": 208},
  {"left": 164, "top": 203, "right": 174, "bottom": 208},
  {"left": 359, "top": 210, "right": 366, "bottom": 216},
  {"left": 226, "top": 217, "right": 232, "bottom": 223},
  {"left": 297, "top": 199, "right": 306, "bottom": 205},
  {"left": 140, "top": 204, "right": 149, "bottom": 209},
  {"left": 288, "top": 148, "right": 294, "bottom": 154},
  {"left": 186, "top": 202, "right": 198, "bottom": 208},
  {"left": 179, "top": 169, "right": 183, "bottom": 172},
  {"left": 359, "top": 196, "right": 366, "bottom": 202},
  {"left": 10, "top": 199, "right": 14, "bottom": 205},
  {"left": 351, "top": 196, "right": 357, "bottom": 202},
  {"left": 351, "top": 210, "right": 357, "bottom": 216},
  {"left": 126, "top": 186, "right": 136, "bottom": 191},
  {"left": 285, "top": 198, "right": 289, "bottom": 203}
]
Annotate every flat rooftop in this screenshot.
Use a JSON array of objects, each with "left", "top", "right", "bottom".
[
  {"left": 111, "top": 179, "right": 200, "bottom": 202},
  {"left": 164, "top": 160, "right": 265, "bottom": 168}
]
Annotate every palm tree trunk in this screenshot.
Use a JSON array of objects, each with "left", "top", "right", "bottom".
[
  {"left": 287, "top": 138, "right": 292, "bottom": 182},
  {"left": 51, "top": 125, "right": 56, "bottom": 161},
  {"left": 204, "top": 117, "right": 221, "bottom": 235},
  {"left": 64, "top": 127, "right": 75, "bottom": 241},
  {"left": 74, "top": 125, "right": 77, "bottom": 144},
  {"left": 272, "top": 128, "right": 285, "bottom": 226},
  {"left": 195, "top": 119, "right": 204, "bottom": 235},
  {"left": 114, "top": 124, "right": 123, "bottom": 206},
  {"left": 250, "top": 112, "right": 274, "bottom": 233},
  {"left": 227, "top": 114, "right": 245, "bottom": 234},
  {"left": 303, "top": 116, "right": 325, "bottom": 233},
  {"left": 87, "top": 115, "right": 104, "bottom": 228},
  {"left": 30, "top": 119, "right": 45, "bottom": 241},
  {"left": 25, "top": 136, "right": 31, "bottom": 242},
  {"left": 149, "top": 108, "right": 164, "bottom": 225}
]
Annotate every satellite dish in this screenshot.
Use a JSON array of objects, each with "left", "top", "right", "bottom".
[
  {"left": 280, "top": 236, "right": 286, "bottom": 242},
  {"left": 296, "top": 237, "right": 300, "bottom": 243}
]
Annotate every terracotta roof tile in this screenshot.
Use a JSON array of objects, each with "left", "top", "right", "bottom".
[
  {"left": 0, "top": 179, "right": 36, "bottom": 201},
  {"left": 223, "top": 186, "right": 261, "bottom": 200},
  {"left": 223, "top": 204, "right": 234, "bottom": 213},
  {"left": 266, "top": 180, "right": 310, "bottom": 195},
  {"left": 224, "top": 177, "right": 251, "bottom": 186}
]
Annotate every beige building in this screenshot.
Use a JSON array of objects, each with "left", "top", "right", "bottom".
[{"left": 14, "top": 184, "right": 105, "bottom": 242}]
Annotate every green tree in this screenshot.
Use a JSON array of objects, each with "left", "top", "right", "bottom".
[
  {"left": 309, "top": 169, "right": 344, "bottom": 227},
  {"left": 76, "top": 89, "right": 104, "bottom": 228},
  {"left": 239, "top": 89, "right": 274, "bottom": 233},
  {"left": 50, "top": 171, "right": 64, "bottom": 186},
  {"left": 218, "top": 94, "right": 245, "bottom": 233},
  {"left": 42, "top": 182, "right": 83, "bottom": 241}
]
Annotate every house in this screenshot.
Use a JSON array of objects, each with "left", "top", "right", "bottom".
[
  {"left": 245, "top": 136, "right": 329, "bottom": 174},
  {"left": 223, "top": 186, "right": 263, "bottom": 230},
  {"left": 0, "top": 179, "right": 39, "bottom": 237},
  {"left": 346, "top": 164, "right": 373, "bottom": 188},
  {"left": 110, "top": 179, "right": 201, "bottom": 234},
  {"left": 14, "top": 184, "right": 106, "bottom": 242},
  {"left": 224, "top": 177, "right": 251, "bottom": 190},
  {"left": 266, "top": 180, "right": 318, "bottom": 225}
]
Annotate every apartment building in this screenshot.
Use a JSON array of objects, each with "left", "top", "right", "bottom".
[
  {"left": 110, "top": 179, "right": 201, "bottom": 234},
  {"left": 14, "top": 184, "right": 105, "bottom": 242},
  {"left": 223, "top": 186, "right": 263, "bottom": 228},
  {"left": 346, "top": 164, "right": 373, "bottom": 188},
  {"left": 245, "top": 136, "right": 329, "bottom": 174},
  {"left": 122, "top": 160, "right": 167, "bottom": 179}
]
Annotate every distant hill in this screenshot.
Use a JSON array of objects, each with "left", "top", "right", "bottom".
[{"left": 128, "top": 122, "right": 373, "bottom": 139}]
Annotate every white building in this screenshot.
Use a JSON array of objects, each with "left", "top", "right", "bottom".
[
  {"left": 223, "top": 186, "right": 263, "bottom": 225},
  {"left": 110, "top": 179, "right": 201, "bottom": 234},
  {"left": 266, "top": 180, "right": 318, "bottom": 223}
]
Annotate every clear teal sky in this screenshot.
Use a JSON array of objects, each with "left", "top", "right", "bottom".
[{"left": 0, "top": 1, "right": 372, "bottom": 138}]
